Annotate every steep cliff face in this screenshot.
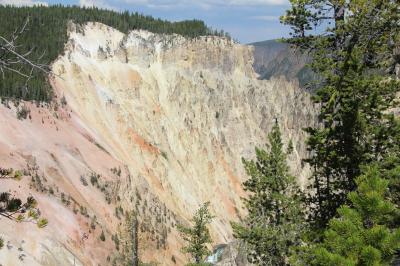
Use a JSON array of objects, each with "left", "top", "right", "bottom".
[{"left": 0, "top": 22, "right": 316, "bottom": 265}]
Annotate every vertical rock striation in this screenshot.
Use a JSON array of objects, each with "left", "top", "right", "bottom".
[{"left": 0, "top": 22, "right": 316, "bottom": 265}]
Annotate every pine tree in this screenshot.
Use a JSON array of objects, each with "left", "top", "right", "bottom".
[
  {"left": 377, "top": 116, "right": 400, "bottom": 207},
  {"left": 232, "top": 122, "right": 304, "bottom": 265},
  {"left": 177, "top": 202, "right": 214, "bottom": 265},
  {"left": 281, "top": 0, "right": 400, "bottom": 230},
  {"left": 293, "top": 166, "right": 400, "bottom": 266},
  {"left": 0, "top": 189, "right": 47, "bottom": 228}
]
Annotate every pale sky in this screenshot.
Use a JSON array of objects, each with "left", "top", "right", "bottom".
[{"left": 0, "top": 0, "right": 292, "bottom": 43}]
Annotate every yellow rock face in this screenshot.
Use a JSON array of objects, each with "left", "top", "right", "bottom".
[{"left": 0, "top": 22, "right": 316, "bottom": 265}]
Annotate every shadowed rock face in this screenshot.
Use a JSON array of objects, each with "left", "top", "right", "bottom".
[
  {"left": 251, "top": 40, "right": 317, "bottom": 89},
  {"left": 0, "top": 22, "right": 316, "bottom": 265}
]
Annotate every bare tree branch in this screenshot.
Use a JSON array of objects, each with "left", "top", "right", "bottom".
[{"left": 0, "top": 17, "right": 51, "bottom": 81}]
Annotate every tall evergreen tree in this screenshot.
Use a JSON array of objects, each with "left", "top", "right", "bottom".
[
  {"left": 281, "top": 0, "right": 400, "bottom": 229},
  {"left": 178, "top": 202, "right": 214, "bottom": 265},
  {"left": 232, "top": 122, "right": 304, "bottom": 265},
  {"left": 293, "top": 167, "right": 400, "bottom": 266}
]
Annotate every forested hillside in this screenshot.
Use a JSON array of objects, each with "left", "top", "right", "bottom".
[
  {"left": 0, "top": 5, "right": 228, "bottom": 102},
  {"left": 251, "top": 39, "right": 317, "bottom": 89}
]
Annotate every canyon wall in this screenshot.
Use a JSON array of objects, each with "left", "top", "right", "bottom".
[{"left": 0, "top": 22, "right": 316, "bottom": 265}]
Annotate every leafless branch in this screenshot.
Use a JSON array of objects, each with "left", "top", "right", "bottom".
[{"left": 0, "top": 17, "right": 51, "bottom": 81}]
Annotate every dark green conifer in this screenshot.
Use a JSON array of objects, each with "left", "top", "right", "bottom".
[
  {"left": 282, "top": 0, "right": 400, "bottom": 230},
  {"left": 178, "top": 202, "right": 214, "bottom": 265},
  {"left": 232, "top": 122, "right": 304, "bottom": 265},
  {"left": 293, "top": 167, "right": 400, "bottom": 266},
  {"left": 100, "top": 230, "right": 106, "bottom": 241}
]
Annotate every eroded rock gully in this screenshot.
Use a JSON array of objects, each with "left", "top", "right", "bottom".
[{"left": 0, "top": 22, "right": 316, "bottom": 265}]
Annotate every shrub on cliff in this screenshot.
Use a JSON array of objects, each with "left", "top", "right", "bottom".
[
  {"left": 0, "top": 192, "right": 48, "bottom": 228},
  {"left": 100, "top": 230, "right": 106, "bottom": 241}
]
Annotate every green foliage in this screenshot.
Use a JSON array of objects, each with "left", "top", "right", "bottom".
[
  {"left": 0, "top": 192, "right": 12, "bottom": 210},
  {"left": 37, "top": 218, "right": 48, "bottom": 228},
  {"left": 232, "top": 122, "right": 304, "bottom": 265},
  {"left": 90, "top": 172, "right": 99, "bottom": 186},
  {"left": 123, "top": 211, "right": 139, "bottom": 266},
  {"left": 186, "top": 263, "right": 212, "bottom": 266},
  {"left": 16, "top": 106, "right": 30, "bottom": 120},
  {"left": 108, "top": 211, "right": 139, "bottom": 265},
  {"left": 80, "top": 175, "right": 88, "bottom": 186},
  {"left": 13, "top": 170, "right": 23, "bottom": 180},
  {"left": 0, "top": 192, "right": 47, "bottom": 227},
  {"left": 26, "top": 196, "right": 38, "bottom": 208},
  {"left": 178, "top": 202, "right": 214, "bottom": 265},
  {"left": 0, "top": 237, "right": 3, "bottom": 250},
  {"left": 112, "top": 233, "right": 120, "bottom": 251},
  {"left": 0, "top": 167, "right": 13, "bottom": 178},
  {"left": 100, "top": 230, "right": 106, "bottom": 241},
  {"left": 28, "top": 209, "right": 39, "bottom": 220},
  {"left": 0, "top": 5, "right": 229, "bottom": 102},
  {"left": 6, "top": 197, "right": 23, "bottom": 212},
  {"left": 161, "top": 151, "right": 168, "bottom": 160},
  {"left": 375, "top": 117, "right": 400, "bottom": 209},
  {"left": 138, "top": 262, "right": 161, "bottom": 266},
  {"left": 293, "top": 167, "right": 400, "bottom": 266},
  {"left": 90, "top": 215, "right": 97, "bottom": 229},
  {"left": 16, "top": 214, "right": 24, "bottom": 222},
  {"left": 0, "top": 167, "right": 24, "bottom": 180},
  {"left": 282, "top": 0, "right": 400, "bottom": 230}
]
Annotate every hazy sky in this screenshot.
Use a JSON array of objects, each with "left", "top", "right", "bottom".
[{"left": 1, "top": 0, "right": 292, "bottom": 43}]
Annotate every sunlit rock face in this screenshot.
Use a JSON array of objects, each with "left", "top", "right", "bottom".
[{"left": 0, "top": 22, "right": 316, "bottom": 265}]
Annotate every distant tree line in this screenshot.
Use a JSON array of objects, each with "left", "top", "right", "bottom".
[{"left": 0, "top": 5, "right": 230, "bottom": 102}]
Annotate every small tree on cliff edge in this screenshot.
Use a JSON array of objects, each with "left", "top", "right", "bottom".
[
  {"left": 178, "top": 202, "right": 214, "bottom": 265},
  {"left": 232, "top": 122, "right": 304, "bottom": 265}
]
